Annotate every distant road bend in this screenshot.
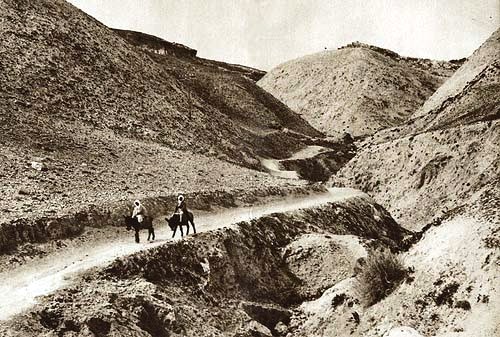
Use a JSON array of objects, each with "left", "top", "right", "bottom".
[{"left": 0, "top": 187, "right": 364, "bottom": 321}]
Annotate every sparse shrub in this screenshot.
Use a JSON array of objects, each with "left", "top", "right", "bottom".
[
  {"left": 354, "top": 249, "right": 407, "bottom": 306},
  {"left": 455, "top": 300, "right": 471, "bottom": 310},
  {"left": 434, "top": 282, "right": 459, "bottom": 306}
]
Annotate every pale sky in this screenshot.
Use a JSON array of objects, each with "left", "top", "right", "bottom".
[{"left": 68, "top": 0, "right": 499, "bottom": 70}]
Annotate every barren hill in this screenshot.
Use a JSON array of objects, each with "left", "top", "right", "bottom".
[
  {"left": 0, "top": 0, "right": 327, "bottom": 225},
  {"left": 0, "top": 0, "right": 321, "bottom": 169},
  {"left": 333, "top": 29, "right": 500, "bottom": 231},
  {"left": 258, "top": 42, "right": 461, "bottom": 137}
]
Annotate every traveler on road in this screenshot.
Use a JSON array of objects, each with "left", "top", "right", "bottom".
[
  {"left": 173, "top": 194, "right": 188, "bottom": 223},
  {"left": 132, "top": 199, "right": 147, "bottom": 223}
]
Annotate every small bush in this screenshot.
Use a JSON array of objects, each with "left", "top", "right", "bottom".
[
  {"left": 454, "top": 300, "right": 471, "bottom": 310},
  {"left": 354, "top": 249, "right": 407, "bottom": 306}
]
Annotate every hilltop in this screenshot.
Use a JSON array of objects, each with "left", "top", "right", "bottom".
[
  {"left": 258, "top": 42, "right": 461, "bottom": 137},
  {"left": 296, "top": 30, "right": 499, "bottom": 337},
  {"left": 333, "top": 28, "right": 500, "bottom": 231},
  {"left": 113, "top": 29, "right": 267, "bottom": 82}
]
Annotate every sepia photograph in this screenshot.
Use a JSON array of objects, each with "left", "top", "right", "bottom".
[{"left": 0, "top": 0, "right": 498, "bottom": 336}]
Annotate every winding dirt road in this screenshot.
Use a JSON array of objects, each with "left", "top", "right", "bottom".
[
  {"left": 260, "top": 145, "right": 331, "bottom": 179},
  {"left": 0, "top": 187, "right": 364, "bottom": 321}
]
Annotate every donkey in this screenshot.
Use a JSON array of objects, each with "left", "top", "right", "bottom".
[
  {"left": 124, "top": 215, "right": 155, "bottom": 243},
  {"left": 166, "top": 211, "right": 196, "bottom": 238}
]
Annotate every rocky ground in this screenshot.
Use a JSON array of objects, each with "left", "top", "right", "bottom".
[
  {"left": 1, "top": 1, "right": 498, "bottom": 336},
  {"left": 0, "top": 0, "right": 342, "bottom": 254},
  {"left": 0, "top": 0, "right": 322, "bottom": 174},
  {"left": 313, "top": 28, "right": 500, "bottom": 336},
  {"left": 334, "top": 120, "right": 499, "bottom": 231}
]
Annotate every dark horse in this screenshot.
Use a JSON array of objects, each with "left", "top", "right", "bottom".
[
  {"left": 124, "top": 215, "right": 155, "bottom": 243},
  {"left": 166, "top": 211, "right": 196, "bottom": 238}
]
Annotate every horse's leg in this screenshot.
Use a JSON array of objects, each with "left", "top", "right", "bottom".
[
  {"left": 191, "top": 220, "right": 196, "bottom": 234},
  {"left": 135, "top": 230, "right": 140, "bottom": 243},
  {"left": 172, "top": 225, "right": 177, "bottom": 239},
  {"left": 180, "top": 224, "right": 184, "bottom": 237},
  {"left": 147, "top": 228, "right": 151, "bottom": 241},
  {"left": 186, "top": 222, "right": 189, "bottom": 235},
  {"left": 151, "top": 227, "right": 155, "bottom": 241}
]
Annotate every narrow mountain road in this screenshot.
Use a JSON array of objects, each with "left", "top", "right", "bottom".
[
  {"left": 261, "top": 145, "right": 332, "bottom": 179},
  {"left": 0, "top": 187, "right": 364, "bottom": 321}
]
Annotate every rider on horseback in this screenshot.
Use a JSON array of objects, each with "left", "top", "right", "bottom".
[
  {"left": 132, "top": 199, "right": 148, "bottom": 223},
  {"left": 173, "top": 194, "right": 187, "bottom": 223}
]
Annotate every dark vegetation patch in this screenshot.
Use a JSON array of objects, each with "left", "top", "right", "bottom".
[
  {"left": 454, "top": 300, "right": 471, "bottom": 310},
  {"left": 331, "top": 293, "right": 347, "bottom": 308},
  {"left": 433, "top": 282, "right": 460, "bottom": 306},
  {"left": 354, "top": 249, "right": 407, "bottom": 306}
]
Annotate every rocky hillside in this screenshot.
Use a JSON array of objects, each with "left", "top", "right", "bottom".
[
  {"left": 258, "top": 42, "right": 461, "bottom": 137},
  {"left": 0, "top": 0, "right": 321, "bottom": 171},
  {"left": 372, "top": 29, "right": 499, "bottom": 142},
  {"left": 113, "top": 29, "right": 198, "bottom": 58},
  {"left": 113, "top": 29, "right": 266, "bottom": 82},
  {"left": 0, "top": 0, "right": 330, "bottom": 226},
  {"left": 332, "top": 29, "right": 500, "bottom": 231}
]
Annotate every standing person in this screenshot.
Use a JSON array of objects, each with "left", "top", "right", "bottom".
[{"left": 132, "top": 199, "right": 147, "bottom": 223}]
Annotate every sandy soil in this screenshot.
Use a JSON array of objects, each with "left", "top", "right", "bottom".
[{"left": 285, "top": 187, "right": 499, "bottom": 337}]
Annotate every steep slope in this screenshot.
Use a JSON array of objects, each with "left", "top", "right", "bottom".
[
  {"left": 287, "top": 185, "right": 499, "bottom": 337},
  {"left": 258, "top": 43, "right": 461, "bottom": 137},
  {"left": 413, "top": 29, "right": 500, "bottom": 124},
  {"left": 371, "top": 28, "right": 499, "bottom": 143},
  {"left": 332, "top": 29, "right": 500, "bottom": 231},
  {"left": 0, "top": 0, "right": 328, "bottom": 225},
  {"left": 0, "top": 0, "right": 321, "bottom": 170}
]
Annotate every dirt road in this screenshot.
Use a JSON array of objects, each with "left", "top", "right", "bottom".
[
  {"left": 0, "top": 187, "right": 364, "bottom": 321},
  {"left": 261, "top": 145, "right": 332, "bottom": 179}
]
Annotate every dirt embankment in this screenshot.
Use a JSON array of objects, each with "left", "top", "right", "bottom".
[
  {"left": 281, "top": 149, "right": 356, "bottom": 182},
  {"left": 0, "top": 184, "right": 325, "bottom": 254},
  {"left": 0, "top": 196, "right": 409, "bottom": 337}
]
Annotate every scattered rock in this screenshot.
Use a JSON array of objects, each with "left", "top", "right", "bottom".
[
  {"left": 86, "top": 317, "right": 111, "bottom": 336},
  {"left": 30, "top": 161, "right": 47, "bottom": 172}
]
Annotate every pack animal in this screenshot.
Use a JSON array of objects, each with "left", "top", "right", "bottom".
[
  {"left": 166, "top": 211, "right": 196, "bottom": 238},
  {"left": 124, "top": 215, "right": 155, "bottom": 243}
]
